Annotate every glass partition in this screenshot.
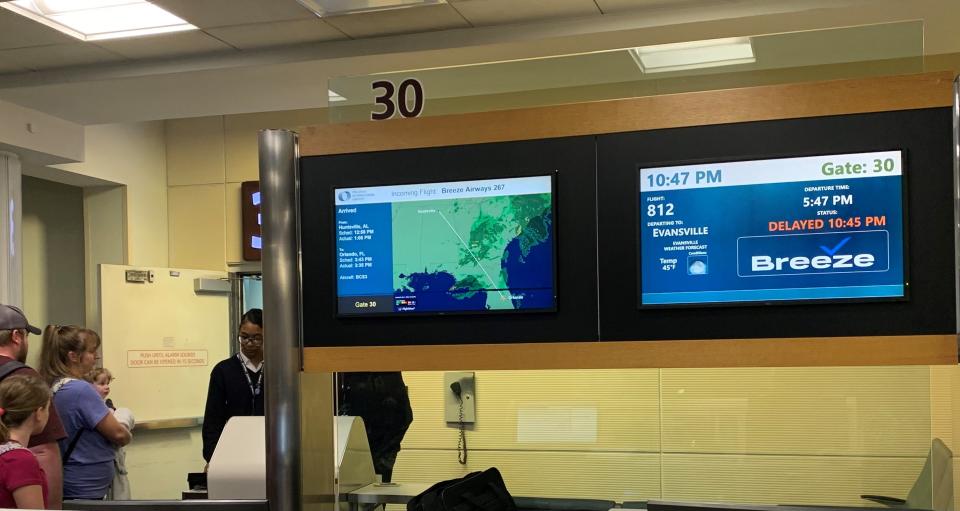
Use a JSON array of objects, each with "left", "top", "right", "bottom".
[
  {"left": 327, "top": 21, "right": 924, "bottom": 124},
  {"left": 330, "top": 365, "right": 956, "bottom": 511}
]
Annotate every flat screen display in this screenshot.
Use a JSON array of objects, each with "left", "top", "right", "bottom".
[
  {"left": 334, "top": 175, "right": 556, "bottom": 316},
  {"left": 638, "top": 150, "right": 907, "bottom": 306}
]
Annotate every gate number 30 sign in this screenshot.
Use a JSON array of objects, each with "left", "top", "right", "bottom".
[{"left": 371, "top": 78, "right": 425, "bottom": 120}]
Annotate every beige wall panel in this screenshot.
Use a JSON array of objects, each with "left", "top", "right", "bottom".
[
  {"left": 301, "top": 372, "right": 335, "bottom": 511},
  {"left": 21, "top": 176, "right": 85, "bottom": 368},
  {"left": 223, "top": 108, "right": 326, "bottom": 183},
  {"left": 661, "top": 367, "right": 931, "bottom": 457},
  {"left": 166, "top": 116, "right": 226, "bottom": 186},
  {"left": 393, "top": 449, "right": 660, "bottom": 502},
  {"left": 930, "top": 365, "right": 957, "bottom": 450},
  {"left": 168, "top": 184, "right": 227, "bottom": 271},
  {"left": 124, "top": 427, "right": 205, "bottom": 499},
  {"left": 662, "top": 454, "right": 925, "bottom": 506},
  {"left": 225, "top": 181, "right": 243, "bottom": 265},
  {"left": 402, "top": 369, "right": 660, "bottom": 452}
]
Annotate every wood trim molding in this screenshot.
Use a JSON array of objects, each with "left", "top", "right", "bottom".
[
  {"left": 303, "top": 335, "right": 958, "bottom": 372},
  {"left": 299, "top": 71, "right": 954, "bottom": 157}
]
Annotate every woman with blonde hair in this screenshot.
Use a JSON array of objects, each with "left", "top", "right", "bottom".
[
  {"left": 39, "top": 326, "right": 131, "bottom": 500},
  {"left": 0, "top": 373, "right": 52, "bottom": 509}
]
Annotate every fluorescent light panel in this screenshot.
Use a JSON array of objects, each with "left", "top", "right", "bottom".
[
  {"left": 296, "top": 0, "right": 445, "bottom": 17},
  {"left": 1, "top": 0, "right": 196, "bottom": 41},
  {"left": 630, "top": 37, "right": 756, "bottom": 74}
]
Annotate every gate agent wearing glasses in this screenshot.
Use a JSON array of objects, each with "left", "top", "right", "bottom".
[{"left": 202, "top": 309, "right": 264, "bottom": 463}]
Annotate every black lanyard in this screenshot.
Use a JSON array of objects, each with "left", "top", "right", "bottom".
[{"left": 237, "top": 354, "right": 263, "bottom": 409}]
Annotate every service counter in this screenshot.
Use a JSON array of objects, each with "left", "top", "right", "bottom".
[{"left": 63, "top": 500, "right": 267, "bottom": 511}]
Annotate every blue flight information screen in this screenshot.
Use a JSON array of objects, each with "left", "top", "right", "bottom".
[
  {"left": 335, "top": 175, "right": 556, "bottom": 316},
  {"left": 638, "top": 151, "right": 906, "bottom": 306}
]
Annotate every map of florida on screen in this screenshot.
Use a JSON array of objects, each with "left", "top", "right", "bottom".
[{"left": 334, "top": 175, "right": 555, "bottom": 316}]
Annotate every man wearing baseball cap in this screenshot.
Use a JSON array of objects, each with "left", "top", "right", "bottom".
[{"left": 0, "top": 304, "right": 67, "bottom": 509}]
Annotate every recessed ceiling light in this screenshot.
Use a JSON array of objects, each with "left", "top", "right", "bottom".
[
  {"left": 0, "top": 0, "right": 197, "bottom": 41},
  {"left": 296, "top": 0, "right": 446, "bottom": 18},
  {"left": 629, "top": 37, "right": 756, "bottom": 74}
]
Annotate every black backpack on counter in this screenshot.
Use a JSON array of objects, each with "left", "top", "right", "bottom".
[{"left": 408, "top": 468, "right": 516, "bottom": 511}]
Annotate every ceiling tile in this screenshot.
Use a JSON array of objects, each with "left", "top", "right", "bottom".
[
  {"left": 0, "top": 8, "right": 75, "bottom": 50},
  {"left": 0, "top": 63, "right": 30, "bottom": 75},
  {"left": 206, "top": 19, "right": 347, "bottom": 50},
  {"left": 150, "top": 0, "right": 317, "bottom": 29},
  {"left": 0, "top": 43, "right": 125, "bottom": 71},
  {"left": 449, "top": 0, "right": 600, "bottom": 26},
  {"left": 94, "top": 31, "right": 234, "bottom": 59},
  {"left": 595, "top": 0, "right": 715, "bottom": 13},
  {"left": 323, "top": 4, "right": 470, "bottom": 38}
]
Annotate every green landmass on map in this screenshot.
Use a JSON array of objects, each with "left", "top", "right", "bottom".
[{"left": 391, "top": 193, "right": 551, "bottom": 310}]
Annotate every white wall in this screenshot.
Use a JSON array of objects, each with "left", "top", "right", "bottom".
[
  {"left": 53, "top": 122, "right": 168, "bottom": 329},
  {"left": 0, "top": 99, "right": 83, "bottom": 165},
  {"left": 57, "top": 122, "right": 168, "bottom": 268}
]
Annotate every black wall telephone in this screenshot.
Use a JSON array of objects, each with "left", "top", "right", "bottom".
[
  {"left": 445, "top": 372, "right": 475, "bottom": 465},
  {"left": 451, "top": 381, "right": 467, "bottom": 465}
]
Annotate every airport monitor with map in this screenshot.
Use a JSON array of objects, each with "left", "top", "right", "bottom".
[{"left": 334, "top": 175, "right": 556, "bottom": 316}]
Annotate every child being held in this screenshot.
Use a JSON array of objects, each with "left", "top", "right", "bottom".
[
  {"left": 0, "top": 374, "right": 53, "bottom": 509},
  {"left": 86, "top": 368, "right": 133, "bottom": 500}
]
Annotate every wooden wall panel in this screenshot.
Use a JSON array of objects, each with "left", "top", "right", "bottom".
[{"left": 304, "top": 335, "right": 956, "bottom": 372}]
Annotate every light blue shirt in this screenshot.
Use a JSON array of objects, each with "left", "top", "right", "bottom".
[{"left": 54, "top": 379, "right": 114, "bottom": 499}]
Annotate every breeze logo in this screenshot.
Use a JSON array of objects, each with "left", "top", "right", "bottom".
[{"left": 737, "top": 230, "right": 889, "bottom": 277}]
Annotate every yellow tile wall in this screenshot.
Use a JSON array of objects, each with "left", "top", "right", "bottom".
[
  {"left": 384, "top": 366, "right": 956, "bottom": 508},
  {"left": 661, "top": 454, "right": 925, "bottom": 506},
  {"left": 165, "top": 109, "right": 326, "bottom": 270},
  {"left": 225, "top": 181, "right": 244, "bottom": 265},
  {"left": 393, "top": 450, "right": 661, "bottom": 502},
  {"left": 224, "top": 109, "right": 325, "bottom": 183},
  {"left": 168, "top": 183, "right": 227, "bottom": 270},
  {"left": 401, "top": 370, "right": 661, "bottom": 452},
  {"left": 165, "top": 116, "right": 225, "bottom": 186},
  {"left": 661, "top": 367, "right": 932, "bottom": 457}
]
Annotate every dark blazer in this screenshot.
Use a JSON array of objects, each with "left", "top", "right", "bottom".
[{"left": 202, "top": 356, "right": 264, "bottom": 462}]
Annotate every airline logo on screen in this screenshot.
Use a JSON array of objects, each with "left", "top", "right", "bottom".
[{"left": 737, "top": 230, "right": 890, "bottom": 277}]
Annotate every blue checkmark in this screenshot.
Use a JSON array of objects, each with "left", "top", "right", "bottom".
[{"left": 820, "top": 236, "right": 852, "bottom": 256}]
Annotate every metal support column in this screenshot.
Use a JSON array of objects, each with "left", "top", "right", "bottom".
[
  {"left": 0, "top": 152, "right": 22, "bottom": 307},
  {"left": 259, "top": 129, "right": 302, "bottom": 511}
]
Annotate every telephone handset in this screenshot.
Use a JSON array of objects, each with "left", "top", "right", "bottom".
[{"left": 451, "top": 381, "right": 468, "bottom": 465}]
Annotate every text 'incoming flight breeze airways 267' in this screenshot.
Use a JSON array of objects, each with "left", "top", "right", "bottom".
[
  {"left": 334, "top": 175, "right": 556, "bottom": 316},
  {"left": 638, "top": 150, "right": 906, "bottom": 306}
]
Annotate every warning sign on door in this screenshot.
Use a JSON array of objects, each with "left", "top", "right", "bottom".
[{"left": 127, "top": 350, "right": 209, "bottom": 368}]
